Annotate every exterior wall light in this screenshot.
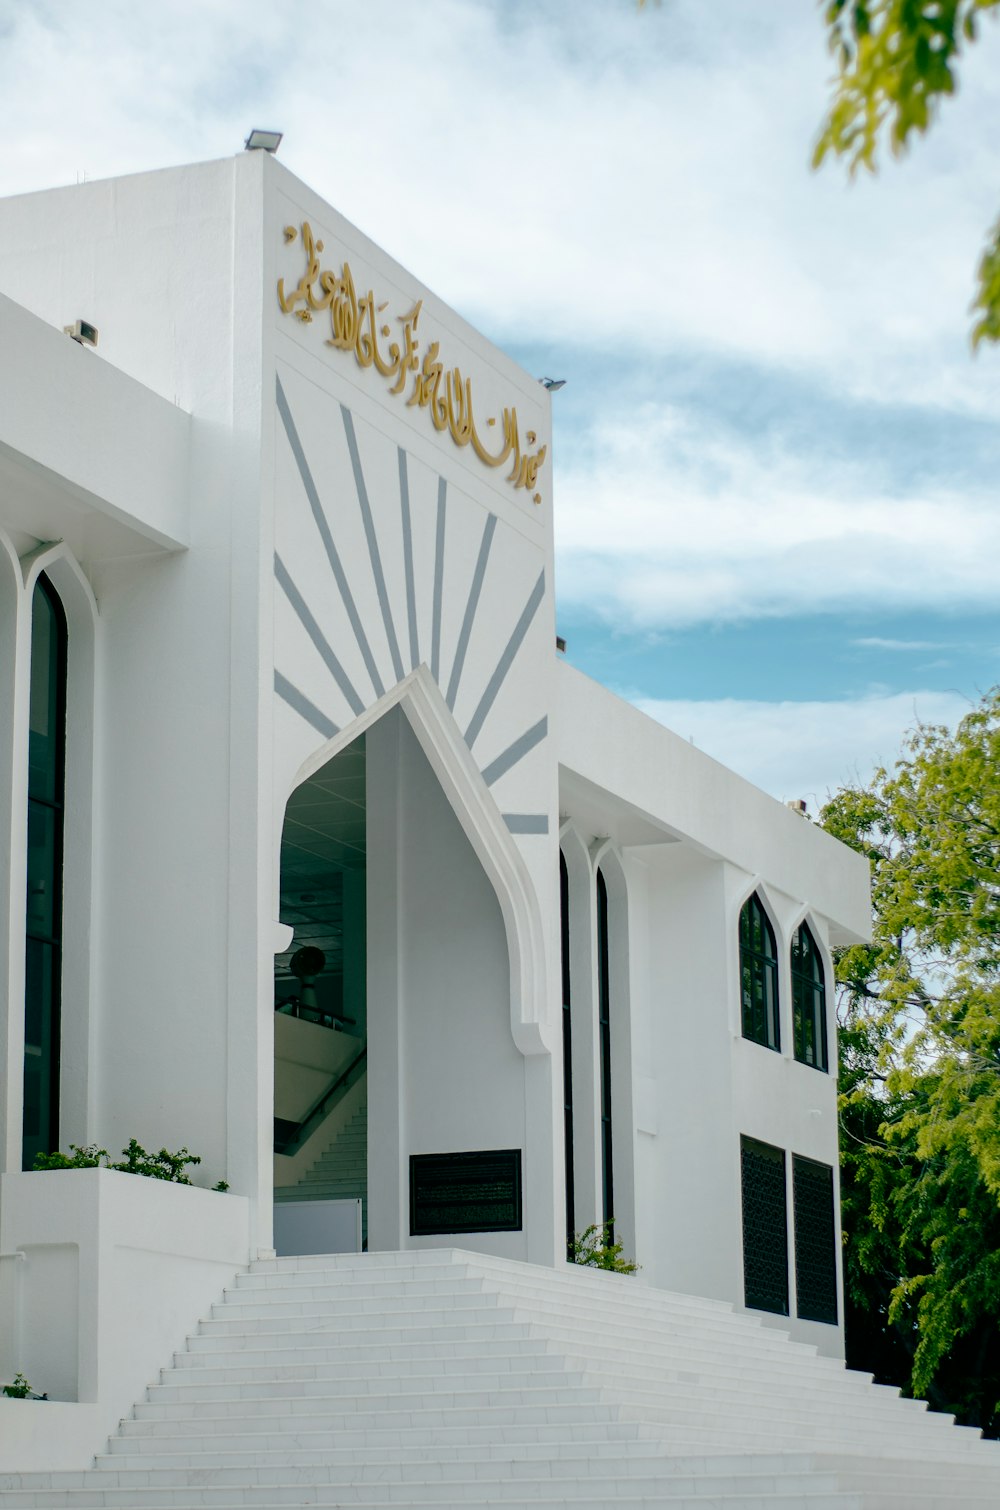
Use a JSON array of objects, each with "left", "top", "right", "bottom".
[
  {"left": 244, "top": 129, "right": 283, "bottom": 153},
  {"left": 539, "top": 377, "right": 566, "bottom": 391},
  {"left": 63, "top": 319, "right": 98, "bottom": 348}
]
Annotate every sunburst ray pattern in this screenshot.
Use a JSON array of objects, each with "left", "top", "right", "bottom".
[{"left": 273, "top": 372, "right": 551, "bottom": 834}]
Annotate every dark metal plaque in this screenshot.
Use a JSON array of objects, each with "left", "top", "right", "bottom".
[{"left": 409, "top": 1149, "right": 522, "bottom": 1235}]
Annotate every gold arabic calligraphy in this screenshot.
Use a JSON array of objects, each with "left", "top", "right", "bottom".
[{"left": 277, "top": 224, "right": 545, "bottom": 503}]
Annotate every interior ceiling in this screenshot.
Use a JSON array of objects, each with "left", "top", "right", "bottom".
[{"left": 277, "top": 735, "right": 365, "bottom": 981}]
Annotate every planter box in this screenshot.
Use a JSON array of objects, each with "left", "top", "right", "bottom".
[{"left": 0, "top": 1168, "right": 249, "bottom": 1471}]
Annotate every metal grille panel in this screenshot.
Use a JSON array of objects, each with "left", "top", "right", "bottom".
[
  {"left": 793, "top": 1155, "right": 838, "bottom": 1324},
  {"left": 740, "top": 1136, "right": 788, "bottom": 1314}
]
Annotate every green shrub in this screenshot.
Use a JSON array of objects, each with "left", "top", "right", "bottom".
[
  {"left": 570, "top": 1221, "right": 639, "bottom": 1274},
  {"left": 33, "top": 1140, "right": 202, "bottom": 1184},
  {"left": 2, "top": 1373, "right": 32, "bottom": 1399}
]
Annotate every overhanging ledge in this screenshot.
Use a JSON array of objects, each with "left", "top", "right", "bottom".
[{"left": 0, "top": 291, "right": 190, "bottom": 557}]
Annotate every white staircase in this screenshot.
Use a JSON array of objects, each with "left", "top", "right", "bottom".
[
  {"left": 276, "top": 1094, "right": 368, "bottom": 1246},
  {"left": 2, "top": 1248, "right": 1000, "bottom": 1508}
]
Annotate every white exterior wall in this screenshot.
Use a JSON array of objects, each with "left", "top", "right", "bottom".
[
  {"left": 367, "top": 710, "right": 531, "bottom": 1261},
  {"left": 556, "top": 664, "right": 867, "bottom": 1356},
  {"left": 0, "top": 158, "right": 270, "bottom": 1211},
  {"left": 0, "top": 152, "right": 871, "bottom": 1463}
]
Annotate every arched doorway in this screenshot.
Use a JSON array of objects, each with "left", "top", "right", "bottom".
[
  {"left": 273, "top": 733, "right": 369, "bottom": 1251},
  {"left": 272, "top": 697, "right": 542, "bottom": 1262}
]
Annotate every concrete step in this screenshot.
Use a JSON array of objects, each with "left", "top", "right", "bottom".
[{"left": 2, "top": 1247, "right": 998, "bottom": 1510}]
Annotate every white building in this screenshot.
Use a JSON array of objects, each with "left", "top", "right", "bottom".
[{"left": 0, "top": 152, "right": 875, "bottom": 1478}]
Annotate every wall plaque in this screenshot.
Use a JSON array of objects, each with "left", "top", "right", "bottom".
[{"left": 409, "top": 1149, "right": 522, "bottom": 1235}]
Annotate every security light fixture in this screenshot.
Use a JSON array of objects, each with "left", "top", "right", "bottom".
[
  {"left": 539, "top": 377, "right": 566, "bottom": 392},
  {"left": 63, "top": 319, "right": 98, "bottom": 348},
  {"left": 556, "top": 635, "right": 567, "bottom": 654},
  {"left": 244, "top": 129, "right": 283, "bottom": 153}
]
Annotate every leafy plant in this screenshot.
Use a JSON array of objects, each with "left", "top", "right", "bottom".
[
  {"left": 2, "top": 1373, "right": 32, "bottom": 1399},
  {"left": 34, "top": 1139, "right": 202, "bottom": 1184},
  {"left": 813, "top": 0, "right": 1000, "bottom": 347},
  {"left": 570, "top": 1221, "right": 639, "bottom": 1274},
  {"left": 213, "top": 1180, "right": 230, "bottom": 1193},
  {"left": 33, "top": 1144, "right": 107, "bottom": 1171},
  {"left": 823, "top": 687, "right": 1000, "bottom": 1435},
  {"left": 113, "top": 1139, "right": 200, "bottom": 1183}
]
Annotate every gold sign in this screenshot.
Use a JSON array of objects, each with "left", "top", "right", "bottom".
[{"left": 278, "top": 223, "right": 545, "bottom": 504}]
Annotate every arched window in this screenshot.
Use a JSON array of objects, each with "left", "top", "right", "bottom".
[
  {"left": 559, "top": 852, "right": 575, "bottom": 1258},
  {"left": 23, "top": 574, "right": 67, "bottom": 1169},
  {"left": 791, "top": 922, "right": 828, "bottom": 1072},
  {"left": 739, "top": 891, "right": 779, "bottom": 1052},
  {"left": 596, "top": 867, "right": 614, "bottom": 1230}
]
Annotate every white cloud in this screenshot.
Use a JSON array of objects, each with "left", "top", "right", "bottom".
[
  {"left": 851, "top": 637, "right": 951, "bottom": 652},
  {"left": 553, "top": 401, "right": 1000, "bottom": 628},
  {"left": 630, "top": 688, "right": 974, "bottom": 806},
  {"left": 0, "top": 1, "right": 997, "bottom": 413},
  {"left": 3, "top": 2, "right": 996, "bottom": 653}
]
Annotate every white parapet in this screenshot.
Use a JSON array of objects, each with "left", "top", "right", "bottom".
[{"left": 0, "top": 1167, "right": 250, "bottom": 1472}]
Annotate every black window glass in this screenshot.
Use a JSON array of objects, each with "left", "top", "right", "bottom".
[
  {"left": 739, "top": 892, "right": 780, "bottom": 1051},
  {"left": 22, "top": 575, "right": 66, "bottom": 1170},
  {"left": 597, "top": 867, "right": 614, "bottom": 1232},
  {"left": 560, "top": 852, "right": 575, "bottom": 1259},
  {"left": 791, "top": 923, "right": 828, "bottom": 1072}
]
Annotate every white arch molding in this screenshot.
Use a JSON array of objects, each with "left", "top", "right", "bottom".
[
  {"left": 0, "top": 528, "right": 25, "bottom": 1171},
  {"left": 278, "top": 665, "right": 552, "bottom": 1059},
  {"left": 786, "top": 905, "right": 836, "bottom": 1076},
  {"left": 731, "top": 875, "right": 788, "bottom": 1049}
]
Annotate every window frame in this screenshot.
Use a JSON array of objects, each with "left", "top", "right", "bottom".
[
  {"left": 559, "top": 850, "right": 575, "bottom": 1259},
  {"left": 740, "top": 1134, "right": 789, "bottom": 1316},
  {"left": 739, "top": 891, "right": 780, "bottom": 1052},
  {"left": 596, "top": 866, "right": 614, "bottom": 1234},
  {"left": 22, "top": 572, "right": 68, "bottom": 1169},
  {"left": 791, "top": 920, "right": 828, "bottom": 1072},
  {"left": 792, "top": 1153, "right": 838, "bottom": 1325}
]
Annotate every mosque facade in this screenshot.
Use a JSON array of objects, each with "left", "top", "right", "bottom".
[{"left": 0, "top": 152, "right": 869, "bottom": 1469}]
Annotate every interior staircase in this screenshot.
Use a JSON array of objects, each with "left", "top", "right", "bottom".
[
  {"left": 2, "top": 1247, "right": 1000, "bottom": 1509},
  {"left": 275, "top": 1092, "right": 368, "bottom": 1247}
]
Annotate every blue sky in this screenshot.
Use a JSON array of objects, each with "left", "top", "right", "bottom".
[{"left": 2, "top": 0, "right": 997, "bottom": 804}]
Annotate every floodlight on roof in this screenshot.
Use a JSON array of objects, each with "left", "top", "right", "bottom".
[
  {"left": 244, "top": 129, "right": 283, "bottom": 153},
  {"left": 539, "top": 376, "right": 566, "bottom": 392}
]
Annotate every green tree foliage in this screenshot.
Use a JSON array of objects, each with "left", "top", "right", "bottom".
[
  {"left": 814, "top": 0, "right": 1000, "bottom": 346},
  {"left": 822, "top": 688, "right": 1000, "bottom": 1433}
]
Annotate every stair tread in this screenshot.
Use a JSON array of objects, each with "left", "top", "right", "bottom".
[{"left": 2, "top": 1247, "right": 997, "bottom": 1509}]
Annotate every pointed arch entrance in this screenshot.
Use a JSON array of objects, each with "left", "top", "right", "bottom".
[{"left": 271, "top": 671, "right": 555, "bottom": 1263}]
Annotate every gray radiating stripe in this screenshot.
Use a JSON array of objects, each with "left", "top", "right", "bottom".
[
  {"left": 445, "top": 513, "right": 497, "bottom": 712},
  {"left": 503, "top": 814, "right": 549, "bottom": 835},
  {"left": 464, "top": 569, "right": 546, "bottom": 749},
  {"left": 274, "top": 553, "right": 364, "bottom": 717},
  {"left": 274, "top": 671, "right": 339, "bottom": 739},
  {"left": 481, "top": 716, "right": 548, "bottom": 787},
  {"left": 275, "top": 376, "right": 385, "bottom": 699},
  {"left": 341, "top": 405, "right": 405, "bottom": 685},
  {"left": 398, "top": 448, "right": 420, "bottom": 671},
  {"left": 431, "top": 477, "right": 447, "bottom": 682}
]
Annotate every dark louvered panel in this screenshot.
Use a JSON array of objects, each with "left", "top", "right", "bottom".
[
  {"left": 740, "top": 1136, "right": 789, "bottom": 1315},
  {"left": 409, "top": 1150, "right": 522, "bottom": 1235},
  {"left": 793, "top": 1155, "right": 838, "bottom": 1324}
]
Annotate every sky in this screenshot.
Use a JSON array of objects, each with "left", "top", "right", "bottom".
[{"left": 1, "top": 0, "right": 997, "bottom": 808}]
